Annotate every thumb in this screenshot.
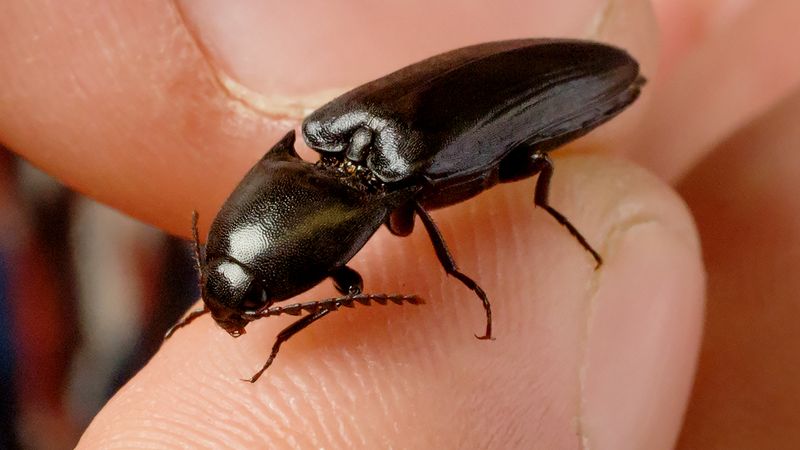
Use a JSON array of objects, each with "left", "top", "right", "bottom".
[{"left": 0, "top": 0, "right": 656, "bottom": 237}]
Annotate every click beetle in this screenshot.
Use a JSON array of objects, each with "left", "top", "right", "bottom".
[{"left": 165, "top": 39, "right": 644, "bottom": 382}]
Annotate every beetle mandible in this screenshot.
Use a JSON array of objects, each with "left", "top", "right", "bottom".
[{"left": 165, "top": 39, "right": 644, "bottom": 382}]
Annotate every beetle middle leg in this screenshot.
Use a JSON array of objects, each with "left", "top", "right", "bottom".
[
  {"left": 386, "top": 201, "right": 416, "bottom": 236},
  {"left": 412, "top": 202, "right": 493, "bottom": 340},
  {"left": 330, "top": 265, "right": 363, "bottom": 295}
]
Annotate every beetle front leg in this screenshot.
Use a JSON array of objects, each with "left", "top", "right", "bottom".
[
  {"left": 413, "top": 202, "right": 493, "bottom": 340},
  {"left": 164, "top": 306, "right": 210, "bottom": 339},
  {"left": 245, "top": 308, "right": 332, "bottom": 383},
  {"left": 330, "top": 265, "right": 364, "bottom": 295},
  {"left": 530, "top": 152, "right": 602, "bottom": 268}
]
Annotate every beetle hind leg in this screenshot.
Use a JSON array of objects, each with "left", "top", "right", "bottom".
[
  {"left": 529, "top": 152, "right": 602, "bottom": 268},
  {"left": 413, "top": 202, "right": 493, "bottom": 340}
]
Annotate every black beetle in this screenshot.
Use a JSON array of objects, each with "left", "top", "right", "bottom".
[{"left": 166, "top": 39, "right": 644, "bottom": 382}]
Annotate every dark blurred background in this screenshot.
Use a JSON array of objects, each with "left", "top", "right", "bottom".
[{"left": 0, "top": 147, "right": 199, "bottom": 449}]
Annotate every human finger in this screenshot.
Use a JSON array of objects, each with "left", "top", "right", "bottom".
[{"left": 79, "top": 155, "right": 704, "bottom": 449}]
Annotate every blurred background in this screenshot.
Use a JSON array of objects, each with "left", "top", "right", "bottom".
[{"left": 0, "top": 147, "right": 198, "bottom": 449}]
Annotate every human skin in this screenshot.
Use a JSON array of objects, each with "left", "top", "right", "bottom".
[{"left": 1, "top": 0, "right": 799, "bottom": 449}]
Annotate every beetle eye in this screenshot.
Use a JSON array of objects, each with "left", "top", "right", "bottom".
[{"left": 241, "top": 283, "right": 269, "bottom": 311}]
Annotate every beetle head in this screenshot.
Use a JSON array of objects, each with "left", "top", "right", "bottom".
[{"left": 201, "top": 257, "right": 271, "bottom": 337}]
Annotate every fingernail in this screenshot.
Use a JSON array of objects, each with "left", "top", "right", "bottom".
[
  {"left": 580, "top": 224, "right": 703, "bottom": 449},
  {"left": 176, "top": 1, "right": 652, "bottom": 119},
  {"left": 176, "top": 1, "right": 348, "bottom": 117}
]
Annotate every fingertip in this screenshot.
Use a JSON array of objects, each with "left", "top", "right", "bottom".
[{"left": 552, "top": 156, "right": 705, "bottom": 449}]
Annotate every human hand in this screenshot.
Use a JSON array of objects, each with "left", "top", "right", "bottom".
[{"left": 1, "top": 0, "right": 798, "bottom": 448}]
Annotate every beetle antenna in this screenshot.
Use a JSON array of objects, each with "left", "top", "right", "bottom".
[
  {"left": 191, "top": 210, "right": 205, "bottom": 270},
  {"left": 250, "top": 293, "right": 424, "bottom": 318}
]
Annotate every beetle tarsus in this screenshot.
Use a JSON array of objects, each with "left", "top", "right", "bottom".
[
  {"left": 413, "top": 202, "right": 494, "bottom": 340},
  {"left": 531, "top": 153, "right": 603, "bottom": 268}
]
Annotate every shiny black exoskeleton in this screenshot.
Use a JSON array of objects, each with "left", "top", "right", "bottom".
[{"left": 166, "top": 39, "right": 644, "bottom": 382}]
